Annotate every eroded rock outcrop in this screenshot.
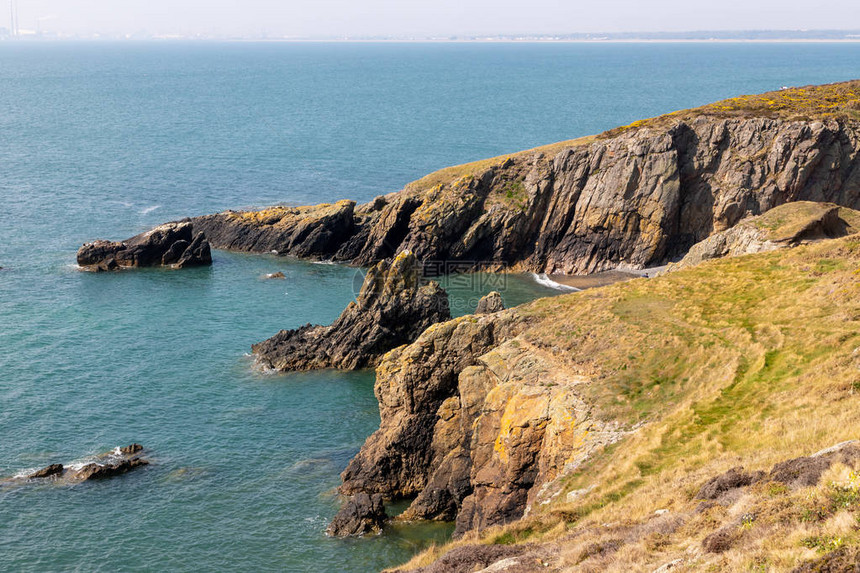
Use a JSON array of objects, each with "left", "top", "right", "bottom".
[
  {"left": 252, "top": 251, "right": 450, "bottom": 371},
  {"left": 192, "top": 200, "right": 356, "bottom": 258},
  {"left": 325, "top": 493, "right": 388, "bottom": 537},
  {"left": 334, "top": 307, "right": 626, "bottom": 536},
  {"left": 191, "top": 84, "right": 860, "bottom": 275},
  {"left": 668, "top": 201, "right": 860, "bottom": 270},
  {"left": 77, "top": 221, "right": 211, "bottom": 270},
  {"left": 475, "top": 291, "right": 505, "bottom": 314}
]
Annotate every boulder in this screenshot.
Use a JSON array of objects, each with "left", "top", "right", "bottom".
[
  {"left": 77, "top": 221, "right": 212, "bottom": 270},
  {"left": 475, "top": 291, "right": 505, "bottom": 314},
  {"left": 119, "top": 443, "right": 144, "bottom": 455},
  {"left": 252, "top": 251, "right": 450, "bottom": 371},
  {"left": 326, "top": 493, "right": 387, "bottom": 537}
]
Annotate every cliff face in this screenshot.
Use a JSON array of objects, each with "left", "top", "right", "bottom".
[
  {"left": 336, "top": 309, "right": 627, "bottom": 536},
  {"left": 193, "top": 113, "right": 860, "bottom": 274},
  {"left": 334, "top": 204, "right": 860, "bottom": 553}
]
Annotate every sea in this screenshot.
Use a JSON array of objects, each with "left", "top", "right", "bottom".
[{"left": 1, "top": 41, "right": 859, "bottom": 572}]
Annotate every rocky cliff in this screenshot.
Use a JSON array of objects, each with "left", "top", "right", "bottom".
[
  {"left": 193, "top": 82, "right": 860, "bottom": 275},
  {"left": 334, "top": 304, "right": 629, "bottom": 537},
  {"left": 370, "top": 213, "right": 860, "bottom": 571},
  {"left": 252, "top": 251, "right": 450, "bottom": 372}
]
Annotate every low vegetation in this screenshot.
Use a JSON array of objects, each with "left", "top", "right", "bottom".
[
  {"left": 392, "top": 228, "right": 860, "bottom": 571},
  {"left": 605, "top": 80, "right": 860, "bottom": 138}
]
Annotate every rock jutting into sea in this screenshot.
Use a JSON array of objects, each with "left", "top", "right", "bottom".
[
  {"left": 331, "top": 306, "right": 628, "bottom": 536},
  {"left": 189, "top": 82, "right": 860, "bottom": 276},
  {"left": 252, "top": 250, "right": 451, "bottom": 372},
  {"left": 77, "top": 221, "right": 212, "bottom": 271},
  {"left": 2, "top": 444, "right": 150, "bottom": 486},
  {"left": 325, "top": 493, "right": 388, "bottom": 537}
]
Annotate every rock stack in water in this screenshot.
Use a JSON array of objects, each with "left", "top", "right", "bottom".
[
  {"left": 77, "top": 221, "right": 212, "bottom": 271},
  {"left": 252, "top": 251, "right": 450, "bottom": 372},
  {"left": 474, "top": 291, "right": 505, "bottom": 314}
]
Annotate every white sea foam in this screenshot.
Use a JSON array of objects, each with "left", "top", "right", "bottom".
[
  {"left": 531, "top": 273, "right": 581, "bottom": 292},
  {"left": 12, "top": 467, "right": 39, "bottom": 479},
  {"left": 141, "top": 205, "right": 161, "bottom": 215},
  {"left": 311, "top": 260, "right": 336, "bottom": 265},
  {"left": 249, "top": 356, "right": 277, "bottom": 375}
]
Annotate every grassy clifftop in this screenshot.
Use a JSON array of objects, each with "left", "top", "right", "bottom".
[
  {"left": 395, "top": 223, "right": 860, "bottom": 571},
  {"left": 403, "top": 80, "right": 860, "bottom": 197}
]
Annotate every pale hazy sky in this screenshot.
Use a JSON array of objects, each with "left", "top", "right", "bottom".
[{"left": 8, "top": 0, "right": 860, "bottom": 38}]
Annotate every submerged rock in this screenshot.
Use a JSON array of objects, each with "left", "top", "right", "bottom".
[
  {"left": 252, "top": 251, "right": 450, "bottom": 371},
  {"left": 326, "top": 493, "right": 387, "bottom": 537},
  {"left": 77, "top": 221, "right": 212, "bottom": 270}
]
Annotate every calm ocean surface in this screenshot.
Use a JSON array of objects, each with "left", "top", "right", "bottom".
[{"left": 1, "top": 42, "right": 859, "bottom": 572}]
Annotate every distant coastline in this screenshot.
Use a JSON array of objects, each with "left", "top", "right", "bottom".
[{"left": 3, "top": 29, "right": 860, "bottom": 43}]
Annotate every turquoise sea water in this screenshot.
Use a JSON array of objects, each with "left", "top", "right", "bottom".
[{"left": 1, "top": 42, "right": 859, "bottom": 572}]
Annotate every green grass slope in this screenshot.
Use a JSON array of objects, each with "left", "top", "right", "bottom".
[{"left": 395, "top": 217, "right": 860, "bottom": 572}]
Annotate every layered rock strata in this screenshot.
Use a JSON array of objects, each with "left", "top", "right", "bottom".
[
  {"left": 193, "top": 115, "right": 860, "bottom": 275},
  {"left": 252, "top": 251, "right": 450, "bottom": 372},
  {"left": 77, "top": 221, "right": 211, "bottom": 270}
]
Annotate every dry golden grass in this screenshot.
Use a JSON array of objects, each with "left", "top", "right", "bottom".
[
  {"left": 602, "top": 80, "right": 860, "bottom": 139},
  {"left": 399, "top": 233, "right": 860, "bottom": 571}
]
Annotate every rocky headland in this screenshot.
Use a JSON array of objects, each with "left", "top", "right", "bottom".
[
  {"left": 77, "top": 221, "right": 212, "bottom": 271},
  {"left": 315, "top": 80, "right": 860, "bottom": 566},
  {"left": 252, "top": 251, "right": 450, "bottom": 372},
  {"left": 191, "top": 82, "right": 860, "bottom": 275}
]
